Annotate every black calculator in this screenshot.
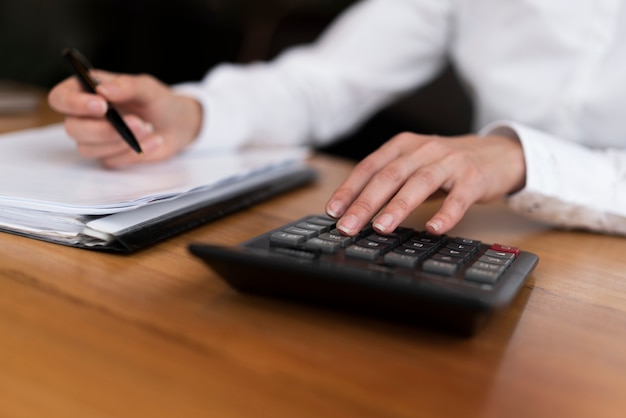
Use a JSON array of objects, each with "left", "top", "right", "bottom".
[{"left": 189, "top": 214, "right": 539, "bottom": 335}]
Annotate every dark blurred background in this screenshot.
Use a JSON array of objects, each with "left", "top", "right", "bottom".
[{"left": 0, "top": 0, "right": 471, "bottom": 160}]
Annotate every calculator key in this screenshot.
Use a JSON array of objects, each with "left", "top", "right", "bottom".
[
  {"left": 490, "top": 244, "right": 520, "bottom": 257},
  {"left": 423, "top": 259, "right": 459, "bottom": 276},
  {"left": 446, "top": 242, "right": 478, "bottom": 255},
  {"left": 355, "top": 224, "right": 375, "bottom": 239},
  {"left": 484, "top": 249, "right": 516, "bottom": 260},
  {"left": 471, "top": 261, "right": 506, "bottom": 273},
  {"left": 478, "top": 254, "right": 512, "bottom": 267},
  {"left": 305, "top": 237, "right": 342, "bottom": 253},
  {"left": 438, "top": 247, "right": 471, "bottom": 260},
  {"left": 384, "top": 252, "right": 420, "bottom": 268},
  {"left": 465, "top": 266, "right": 504, "bottom": 284},
  {"left": 412, "top": 233, "right": 447, "bottom": 245},
  {"left": 393, "top": 246, "right": 430, "bottom": 259},
  {"left": 345, "top": 244, "right": 381, "bottom": 261},
  {"left": 384, "top": 227, "right": 413, "bottom": 240},
  {"left": 270, "top": 231, "right": 307, "bottom": 246},
  {"left": 403, "top": 241, "right": 436, "bottom": 252},
  {"left": 454, "top": 237, "right": 481, "bottom": 246},
  {"left": 328, "top": 228, "right": 347, "bottom": 238},
  {"left": 317, "top": 232, "right": 353, "bottom": 247},
  {"left": 431, "top": 253, "right": 464, "bottom": 263},
  {"left": 306, "top": 216, "right": 336, "bottom": 227},
  {"left": 284, "top": 226, "right": 318, "bottom": 239},
  {"left": 366, "top": 234, "right": 398, "bottom": 245},
  {"left": 355, "top": 239, "right": 391, "bottom": 252},
  {"left": 296, "top": 222, "right": 330, "bottom": 233}
]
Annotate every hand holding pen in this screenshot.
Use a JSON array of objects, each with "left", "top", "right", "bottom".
[
  {"left": 49, "top": 48, "right": 203, "bottom": 167},
  {"left": 62, "top": 48, "right": 143, "bottom": 154}
]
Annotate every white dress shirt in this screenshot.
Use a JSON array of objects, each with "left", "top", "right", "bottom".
[{"left": 176, "top": 0, "right": 626, "bottom": 235}]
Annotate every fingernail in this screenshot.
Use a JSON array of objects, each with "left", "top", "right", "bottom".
[
  {"left": 326, "top": 200, "right": 345, "bottom": 218},
  {"left": 426, "top": 219, "right": 442, "bottom": 233},
  {"left": 373, "top": 213, "right": 394, "bottom": 233},
  {"left": 143, "top": 121, "right": 154, "bottom": 135},
  {"left": 87, "top": 98, "right": 107, "bottom": 114},
  {"left": 336, "top": 214, "right": 359, "bottom": 235},
  {"left": 142, "top": 135, "right": 164, "bottom": 153}
]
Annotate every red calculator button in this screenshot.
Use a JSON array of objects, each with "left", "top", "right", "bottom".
[{"left": 490, "top": 244, "right": 520, "bottom": 257}]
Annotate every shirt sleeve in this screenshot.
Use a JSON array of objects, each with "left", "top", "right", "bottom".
[
  {"left": 174, "top": 0, "right": 453, "bottom": 152},
  {"left": 480, "top": 121, "right": 626, "bottom": 236}
]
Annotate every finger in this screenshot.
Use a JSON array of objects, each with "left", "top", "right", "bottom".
[
  {"left": 371, "top": 162, "right": 448, "bottom": 234},
  {"left": 325, "top": 133, "right": 416, "bottom": 219},
  {"left": 75, "top": 132, "right": 162, "bottom": 161},
  {"left": 100, "top": 148, "right": 145, "bottom": 168},
  {"left": 89, "top": 69, "right": 118, "bottom": 84},
  {"left": 95, "top": 73, "right": 167, "bottom": 106},
  {"left": 65, "top": 116, "right": 120, "bottom": 147},
  {"left": 100, "top": 134, "right": 166, "bottom": 168},
  {"left": 425, "top": 178, "right": 483, "bottom": 234},
  {"left": 66, "top": 114, "right": 154, "bottom": 156},
  {"left": 48, "top": 77, "right": 107, "bottom": 116},
  {"left": 335, "top": 155, "right": 430, "bottom": 235}
]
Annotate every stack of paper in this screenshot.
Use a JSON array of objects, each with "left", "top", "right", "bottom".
[{"left": 0, "top": 124, "right": 314, "bottom": 250}]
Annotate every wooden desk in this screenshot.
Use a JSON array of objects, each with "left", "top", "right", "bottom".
[{"left": 1, "top": 94, "right": 626, "bottom": 418}]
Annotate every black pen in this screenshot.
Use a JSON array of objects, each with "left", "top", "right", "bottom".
[{"left": 62, "top": 48, "right": 143, "bottom": 154}]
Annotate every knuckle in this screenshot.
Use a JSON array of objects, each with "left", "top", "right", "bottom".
[
  {"left": 353, "top": 155, "right": 379, "bottom": 176},
  {"left": 394, "top": 131, "right": 414, "bottom": 142},
  {"left": 447, "top": 193, "right": 470, "bottom": 212},
  {"left": 445, "top": 151, "right": 473, "bottom": 171},
  {"left": 387, "top": 196, "right": 411, "bottom": 214},
  {"left": 136, "top": 73, "right": 162, "bottom": 91},
  {"left": 440, "top": 194, "right": 472, "bottom": 225},
  {"left": 350, "top": 199, "right": 376, "bottom": 215},
  {"left": 378, "top": 165, "right": 404, "bottom": 184},
  {"left": 388, "top": 131, "right": 417, "bottom": 148},
  {"left": 136, "top": 72, "right": 156, "bottom": 83},
  {"left": 420, "top": 138, "right": 447, "bottom": 155},
  {"left": 332, "top": 185, "right": 357, "bottom": 202},
  {"left": 413, "top": 167, "right": 438, "bottom": 189}
]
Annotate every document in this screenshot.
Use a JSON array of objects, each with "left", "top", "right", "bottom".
[{"left": 0, "top": 124, "right": 316, "bottom": 251}]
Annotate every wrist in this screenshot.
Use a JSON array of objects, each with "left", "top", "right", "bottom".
[{"left": 174, "top": 95, "right": 203, "bottom": 147}]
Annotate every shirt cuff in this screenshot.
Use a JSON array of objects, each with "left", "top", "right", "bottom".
[
  {"left": 479, "top": 120, "right": 626, "bottom": 235},
  {"left": 173, "top": 82, "right": 240, "bottom": 152}
]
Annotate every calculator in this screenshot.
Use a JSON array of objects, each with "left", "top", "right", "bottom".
[{"left": 189, "top": 214, "right": 539, "bottom": 335}]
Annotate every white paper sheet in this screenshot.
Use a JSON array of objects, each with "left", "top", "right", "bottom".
[{"left": 0, "top": 124, "right": 309, "bottom": 215}]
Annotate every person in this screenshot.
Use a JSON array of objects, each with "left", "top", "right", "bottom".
[{"left": 48, "top": 0, "right": 626, "bottom": 238}]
